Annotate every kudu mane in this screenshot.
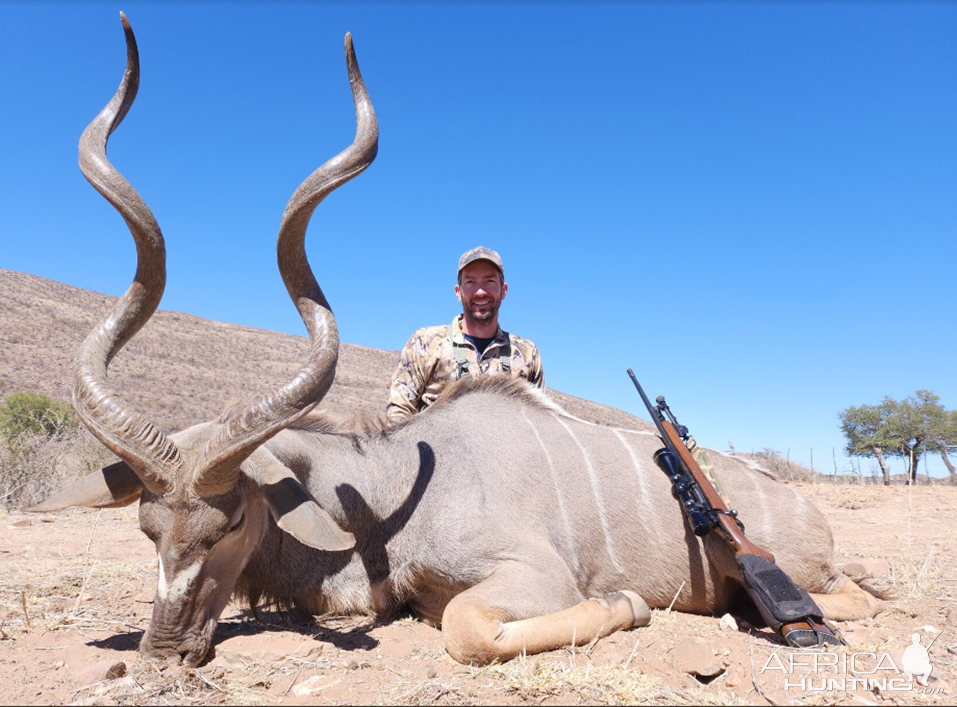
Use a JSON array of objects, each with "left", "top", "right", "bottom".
[{"left": 289, "top": 376, "right": 568, "bottom": 441}]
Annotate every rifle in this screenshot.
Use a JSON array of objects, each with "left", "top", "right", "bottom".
[{"left": 627, "top": 369, "right": 843, "bottom": 648}]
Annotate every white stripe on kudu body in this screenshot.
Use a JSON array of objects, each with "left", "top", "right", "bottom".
[
  {"left": 522, "top": 409, "right": 581, "bottom": 573},
  {"left": 551, "top": 413, "right": 625, "bottom": 574},
  {"left": 739, "top": 465, "right": 773, "bottom": 537},
  {"left": 612, "top": 428, "right": 654, "bottom": 536}
]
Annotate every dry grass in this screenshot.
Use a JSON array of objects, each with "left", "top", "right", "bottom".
[
  {"left": 744, "top": 449, "right": 951, "bottom": 488},
  {"left": 1, "top": 425, "right": 116, "bottom": 509},
  {"left": 0, "top": 508, "right": 152, "bottom": 641},
  {"left": 481, "top": 660, "right": 742, "bottom": 706},
  {"left": 745, "top": 448, "right": 819, "bottom": 482},
  {"left": 70, "top": 662, "right": 277, "bottom": 706},
  {"left": 4, "top": 484, "right": 953, "bottom": 706}
]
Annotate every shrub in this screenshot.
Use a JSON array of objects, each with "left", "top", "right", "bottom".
[
  {"left": 0, "top": 392, "right": 114, "bottom": 509},
  {"left": 0, "top": 392, "right": 79, "bottom": 442}
]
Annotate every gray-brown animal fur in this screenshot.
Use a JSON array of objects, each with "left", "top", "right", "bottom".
[{"left": 31, "top": 15, "right": 879, "bottom": 668}]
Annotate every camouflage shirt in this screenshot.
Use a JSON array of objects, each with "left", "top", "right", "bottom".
[{"left": 386, "top": 314, "right": 544, "bottom": 424}]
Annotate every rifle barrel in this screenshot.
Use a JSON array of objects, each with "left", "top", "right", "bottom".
[{"left": 627, "top": 369, "right": 668, "bottom": 440}]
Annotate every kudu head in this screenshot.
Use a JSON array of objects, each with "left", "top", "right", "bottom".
[{"left": 29, "top": 13, "right": 377, "bottom": 665}]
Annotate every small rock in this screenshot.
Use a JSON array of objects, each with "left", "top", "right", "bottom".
[
  {"left": 75, "top": 658, "right": 125, "bottom": 686},
  {"left": 725, "top": 664, "right": 743, "bottom": 688},
  {"left": 347, "top": 660, "right": 359, "bottom": 671},
  {"left": 719, "top": 613, "right": 738, "bottom": 631},
  {"left": 105, "top": 662, "right": 127, "bottom": 680},
  {"left": 674, "top": 637, "right": 723, "bottom": 677},
  {"left": 12, "top": 519, "right": 32, "bottom": 527},
  {"left": 923, "top": 625, "right": 937, "bottom": 633},
  {"left": 427, "top": 667, "right": 438, "bottom": 679},
  {"left": 133, "top": 590, "right": 154, "bottom": 604},
  {"left": 842, "top": 558, "right": 889, "bottom": 579}
]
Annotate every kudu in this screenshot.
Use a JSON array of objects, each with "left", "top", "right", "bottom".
[{"left": 32, "top": 15, "right": 879, "bottom": 668}]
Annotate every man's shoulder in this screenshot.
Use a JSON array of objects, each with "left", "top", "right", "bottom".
[
  {"left": 505, "top": 330, "right": 540, "bottom": 353},
  {"left": 400, "top": 324, "right": 454, "bottom": 355},
  {"left": 407, "top": 323, "right": 451, "bottom": 342}
]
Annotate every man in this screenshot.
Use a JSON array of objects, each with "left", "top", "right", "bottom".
[{"left": 386, "top": 246, "right": 544, "bottom": 424}]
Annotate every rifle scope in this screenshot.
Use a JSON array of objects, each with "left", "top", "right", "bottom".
[{"left": 653, "top": 448, "right": 711, "bottom": 537}]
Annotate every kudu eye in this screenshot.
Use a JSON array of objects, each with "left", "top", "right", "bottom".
[{"left": 225, "top": 500, "right": 246, "bottom": 535}]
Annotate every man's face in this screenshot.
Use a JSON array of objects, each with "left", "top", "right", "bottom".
[{"left": 455, "top": 260, "right": 507, "bottom": 328}]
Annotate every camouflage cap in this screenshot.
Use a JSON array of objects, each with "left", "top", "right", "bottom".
[{"left": 457, "top": 246, "right": 504, "bottom": 276}]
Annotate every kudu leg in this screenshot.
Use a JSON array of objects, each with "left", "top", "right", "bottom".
[
  {"left": 441, "top": 562, "right": 650, "bottom": 665},
  {"left": 809, "top": 576, "right": 882, "bottom": 621}
]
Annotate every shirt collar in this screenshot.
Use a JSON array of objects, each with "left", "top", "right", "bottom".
[{"left": 451, "top": 314, "right": 507, "bottom": 343}]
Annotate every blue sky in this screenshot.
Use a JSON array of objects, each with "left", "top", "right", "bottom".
[{"left": 2, "top": 1, "right": 954, "bottom": 478}]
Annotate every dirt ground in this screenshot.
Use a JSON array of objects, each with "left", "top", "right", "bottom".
[{"left": 2, "top": 482, "right": 954, "bottom": 706}]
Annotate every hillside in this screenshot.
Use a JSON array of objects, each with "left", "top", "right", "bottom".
[{"left": 0, "top": 268, "right": 650, "bottom": 434}]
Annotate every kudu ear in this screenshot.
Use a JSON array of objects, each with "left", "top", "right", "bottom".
[
  {"left": 25, "top": 461, "right": 143, "bottom": 512},
  {"left": 244, "top": 447, "right": 355, "bottom": 552}
]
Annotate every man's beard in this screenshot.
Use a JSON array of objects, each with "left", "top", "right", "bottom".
[{"left": 463, "top": 298, "right": 500, "bottom": 328}]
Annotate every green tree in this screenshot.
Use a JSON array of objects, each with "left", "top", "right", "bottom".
[
  {"left": 839, "top": 398, "right": 896, "bottom": 485},
  {"left": 888, "top": 391, "right": 947, "bottom": 483},
  {"left": 0, "top": 392, "right": 79, "bottom": 444},
  {"left": 927, "top": 409, "right": 957, "bottom": 485},
  {"left": 840, "top": 391, "right": 952, "bottom": 486}
]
